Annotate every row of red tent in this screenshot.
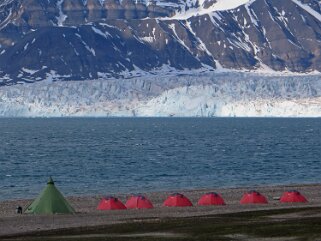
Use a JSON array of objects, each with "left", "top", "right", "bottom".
[{"left": 97, "top": 190, "right": 308, "bottom": 210}]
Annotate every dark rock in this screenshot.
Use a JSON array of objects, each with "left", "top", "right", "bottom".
[{"left": 0, "top": 0, "right": 320, "bottom": 85}]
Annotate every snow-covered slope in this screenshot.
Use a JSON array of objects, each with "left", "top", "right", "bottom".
[
  {"left": 168, "top": 0, "right": 253, "bottom": 19},
  {"left": 1, "top": 72, "right": 320, "bottom": 117}
]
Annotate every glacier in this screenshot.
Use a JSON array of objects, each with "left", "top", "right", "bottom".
[{"left": 0, "top": 71, "right": 321, "bottom": 117}]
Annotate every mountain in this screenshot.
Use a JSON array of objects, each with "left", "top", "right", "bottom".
[
  {"left": 0, "top": 0, "right": 321, "bottom": 117},
  {"left": 0, "top": 0, "right": 320, "bottom": 85}
]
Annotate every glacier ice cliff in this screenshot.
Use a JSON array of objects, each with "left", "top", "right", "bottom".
[{"left": 0, "top": 72, "right": 320, "bottom": 117}]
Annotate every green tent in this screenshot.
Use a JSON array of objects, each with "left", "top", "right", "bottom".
[{"left": 25, "top": 177, "right": 75, "bottom": 214}]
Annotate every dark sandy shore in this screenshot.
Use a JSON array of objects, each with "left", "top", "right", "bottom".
[{"left": 1, "top": 184, "right": 321, "bottom": 239}]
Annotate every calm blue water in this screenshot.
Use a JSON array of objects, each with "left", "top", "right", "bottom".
[{"left": 0, "top": 118, "right": 320, "bottom": 201}]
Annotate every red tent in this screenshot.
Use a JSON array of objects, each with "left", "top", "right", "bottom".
[
  {"left": 163, "top": 193, "right": 193, "bottom": 207},
  {"left": 125, "top": 195, "right": 154, "bottom": 209},
  {"left": 280, "top": 190, "right": 308, "bottom": 203},
  {"left": 198, "top": 192, "right": 226, "bottom": 206},
  {"left": 240, "top": 191, "right": 268, "bottom": 204},
  {"left": 97, "top": 196, "right": 127, "bottom": 210}
]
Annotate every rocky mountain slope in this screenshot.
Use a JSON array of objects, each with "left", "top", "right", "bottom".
[{"left": 0, "top": 0, "right": 320, "bottom": 85}]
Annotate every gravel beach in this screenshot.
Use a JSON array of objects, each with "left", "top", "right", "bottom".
[{"left": 1, "top": 184, "right": 321, "bottom": 238}]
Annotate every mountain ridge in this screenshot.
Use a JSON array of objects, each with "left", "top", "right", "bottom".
[{"left": 0, "top": 0, "right": 320, "bottom": 85}]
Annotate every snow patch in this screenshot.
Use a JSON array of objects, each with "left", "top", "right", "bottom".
[
  {"left": 141, "top": 36, "right": 154, "bottom": 43},
  {"left": 92, "top": 26, "right": 112, "bottom": 38},
  {"left": 21, "top": 68, "right": 38, "bottom": 75},
  {"left": 291, "top": 0, "right": 321, "bottom": 22},
  {"left": 56, "top": 0, "right": 67, "bottom": 26},
  {"left": 166, "top": 0, "right": 251, "bottom": 20}
]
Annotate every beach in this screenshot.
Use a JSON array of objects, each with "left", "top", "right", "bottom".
[{"left": 1, "top": 183, "right": 321, "bottom": 240}]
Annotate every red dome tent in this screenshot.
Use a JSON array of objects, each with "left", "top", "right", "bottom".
[
  {"left": 97, "top": 196, "right": 127, "bottom": 210},
  {"left": 240, "top": 191, "right": 268, "bottom": 204},
  {"left": 163, "top": 193, "right": 193, "bottom": 207},
  {"left": 125, "top": 195, "right": 154, "bottom": 209},
  {"left": 280, "top": 190, "right": 308, "bottom": 203},
  {"left": 198, "top": 192, "right": 226, "bottom": 206}
]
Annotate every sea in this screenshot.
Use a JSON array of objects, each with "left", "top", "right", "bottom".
[{"left": 0, "top": 118, "right": 320, "bottom": 201}]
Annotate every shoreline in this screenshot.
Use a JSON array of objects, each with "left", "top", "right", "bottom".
[
  {"left": 1, "top": 183, "right": 321, "bottom": 238},
  {"left": 1, "top": 181, "right": 319, "bottom": 203}
]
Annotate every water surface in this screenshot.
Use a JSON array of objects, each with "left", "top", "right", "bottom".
[{"left": 0, "top": 118, "right": 320, "bottom": 200}]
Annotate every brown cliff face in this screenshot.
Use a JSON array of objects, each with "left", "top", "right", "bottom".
[{"left": 0, "top": 0, "right": 320, "bottom": 85}]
